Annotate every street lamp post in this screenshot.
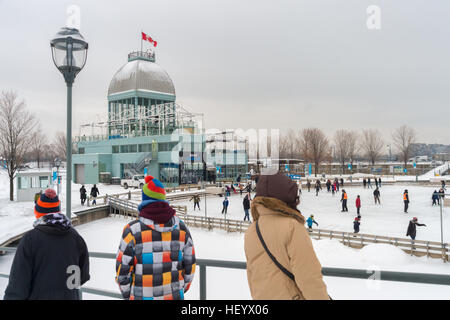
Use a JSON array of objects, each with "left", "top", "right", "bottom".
[
  {"left": 387, "top": 144, "right": 393, "bottom": 180},
  {"left": 51, "top": 27, "right": 88, "bottom": 219},
  {"left": 439, "top": 191, "right": 447, "bottom": 262},
  {"left": 54, "top": 157, "right": 62, "bottom": 196}
]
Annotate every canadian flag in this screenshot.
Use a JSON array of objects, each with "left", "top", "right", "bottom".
[{"left": 141, "top": 32, "right": 157, "bottom": 47}]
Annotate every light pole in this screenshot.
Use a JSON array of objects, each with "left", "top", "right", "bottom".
[
  {"left": 439, "top": 191, "right": 447, "bottom": 262},
  {"left": 54, "top": 157, "right": 61, "bottom": 196},
  {"left": 51, "top": 27, "right": 88, "bottom": 219},
  {"left": 387, "top": 144, "right": 393, "bottom": 179}
]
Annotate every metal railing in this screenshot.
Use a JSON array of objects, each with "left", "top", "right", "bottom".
[{"left": 1, "top": 246, "right": 450, "bottom": 300}]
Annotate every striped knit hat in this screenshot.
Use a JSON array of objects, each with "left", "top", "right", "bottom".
[
  {"left": 142, "top": 175, "right": 166, "bottom": 201},
  {"left": 34, "top": 188, "right": 61, "bottom": 219}
]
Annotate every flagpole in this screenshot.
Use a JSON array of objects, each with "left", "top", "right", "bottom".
[{"left": 141, "top": 30, "right": 143, "bottom": 53}]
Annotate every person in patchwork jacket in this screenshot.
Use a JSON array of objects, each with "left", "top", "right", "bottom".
[{"left": 115, "top": 175, "right": 196, "bottom": 300}]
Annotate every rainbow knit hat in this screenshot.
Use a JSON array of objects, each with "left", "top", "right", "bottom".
[
  {"left": 35, "top": 188, "right": 61, "bottom": 219},
  {"left": 142, "top": 175, "right": 166, "bottom": 202}
]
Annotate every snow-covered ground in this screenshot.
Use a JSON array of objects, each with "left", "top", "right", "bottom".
[
  {"left": 170, "top": 183, "right": 449, "bottom": 243},
  {"left": 1, "top": 216, "right": 449, "bottom": 300},
  {"left": 0, "top": 169, "right": 129, "bottom": 244},
  {"left": 1, "top": 165, "right": 449, "bottom": 299}
]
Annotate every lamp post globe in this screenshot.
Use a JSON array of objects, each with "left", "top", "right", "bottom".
[
  {"left": 50, "top": 27, "right": 88, "bottom": 85},
  {"left": 50, "top": 27, "right": 88, "bottom": 220}
]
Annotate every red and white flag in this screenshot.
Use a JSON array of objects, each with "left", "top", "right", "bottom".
[{"left": 141, "top": 32, "right": 157, "bottom": 47}]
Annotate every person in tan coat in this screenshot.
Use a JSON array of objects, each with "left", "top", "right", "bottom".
[{"left": 244, "top": 172, "right": 329, "bottom": 300}]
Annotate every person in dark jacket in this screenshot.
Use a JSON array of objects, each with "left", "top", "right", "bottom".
[
  {"left": 406, "top": 217, "right": 426, "bottom": 241},
  {"left": 307, "top": 179, "right": 311, "bottom": 192},
  {"left": 367, "top": 178, "right": 372, "bottom": 188},
  {"left": 315, "top": 180, "right": 322, "bottom": 196},
  {"left": 432, "top": 190, "right": 439, "bottom": 206},
  {"left": 90, "top": 184, "right": 100, "bottom": 205},
  {"left": 378, "top": 177, "right": 382, "bottom": 188},
  {"left": 353, "top": 217, "right": 360, "bottom": 234},
  {"left": 243, "top": 194, "right": 251, "bottom": 221},
  {"left": 403, "top": 189, "right": 410, "bottom": 213},
  {"left": 80, "top": 185, "right": 87, "bottom": 206},
  {"left": 326, "top": 180, "right": 331, "bottom": 192},
  {"left": 4, "top": 189, "right": 90, "bottom": 300},
  {"left": 373, "top": 188, "right": 381, "bottom": 204},
  {"left": 363, "top": 178, "right": 367, "bottom": 188},
  {"left": 189, "top": 194, "right": 201, "bottom": 210},
  {"left": 222, "top": 197, "right": 229, "bottom": 214}
]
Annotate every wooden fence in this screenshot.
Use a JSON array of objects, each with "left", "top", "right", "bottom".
[
  {"left": 108, "top": 197, "right": 187, "bottom": 219},
  {"left": 107, "top": 197, "right": 448, "bottom": 262},
  {"left": 307, "top": 229, "right": 448, "bottom": 262}
]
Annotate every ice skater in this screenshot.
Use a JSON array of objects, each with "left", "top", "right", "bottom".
[
  {"left": 341, "top": 189, "right": 348, "bottom": 212},
  {"left": 222, "top": 197, "right": 229, "bottom": 214},
  {"left": 432, "top": 190, "right": 439, "bottom": 206},
  {"left": 403, "top": 189, "right": 410, "bottom": 213},
  {"left": 406, "top": 217, "right": 426, "bottom": 249},
  {"left": 315, "top": 180, "right": 322, "bottom": 196},
  {"left": 353, "top": 217, "right": 360, "bottom": 234},
  {"left": 243, "top": 194, "right": 251, "bottom": 221},
  {"left": 306, "top": 214, "right": 319, "bottom": 231},
  {"left": 189, "top": 194, "right": 201, "bottom": 210},
  {"left": 373, "top": 188, "right": 381, "bottom": 204},
  {"left": 355, "top": 195, "right": 361, "bottom": 217}
]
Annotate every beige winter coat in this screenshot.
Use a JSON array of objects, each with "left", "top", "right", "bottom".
[{"left": 244, "top": 196, "right": 329, "bottom": 300}]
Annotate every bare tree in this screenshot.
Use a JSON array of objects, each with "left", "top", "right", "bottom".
[
  {"left": 334, "top": 130, "right": 351, "bottom": 174},
  {"left": 279, "top": 129, "right": 300, "bottom": 159},
  {"left": 347, "top": 131, "right": 359, "bottom": 166},
  {"left": 360, "top": 129, "right": 384, "bottom": 166},
  {"left": 334, "top": 130, "right": 359, "bottom": 173},
  {"left": 299, "top": 128, "right": 329, "bottom": 176},
  {"left": 0, "top": 91, "right": 38, "bottom": 200},
  {"left": 30, "top": 126, "right": 46, "bottom": 168},
  {"left": 53, "top": 131, "right": 67, "bottom": 160},
  {"left": 392, "top": 125, "right": 417, "bottom": 169}
]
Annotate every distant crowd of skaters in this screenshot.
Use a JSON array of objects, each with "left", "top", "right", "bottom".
[
  {"left": 303, "top": 177, "right": 447, "bottom": 241},
  {"left": 188, "top": 175, "right": 447, "bottom": 242}
]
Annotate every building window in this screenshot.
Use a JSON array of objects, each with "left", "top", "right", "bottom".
[
  {"left": 18, "top": 177, "right": 29, "bottom": 189},
  {"left": 39, "top": 176, "right": 49, "bottom": 189},
  {"left": 119, "top": 144, "right": 138, "bottom": 153},
  {"left": 112, "top": 146, "right": 119, "bottom": 153},
  {"left": 78, "top": 147, "right": 85, "bottom": 154},
  {"left": 159, "top": 142, "right": 178, "bottom": 152},
  {"left": 139, "top": 144, "right": 151, "bottom": 152}
]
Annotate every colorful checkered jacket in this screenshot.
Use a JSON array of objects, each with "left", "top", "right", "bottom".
[{"left": 115, "top": 215, "right": 196, "bottom": 300}]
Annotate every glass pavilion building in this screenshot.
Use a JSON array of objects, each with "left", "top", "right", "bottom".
[{"left": 72, "top": 50, "right": 247, "bottom": 185}]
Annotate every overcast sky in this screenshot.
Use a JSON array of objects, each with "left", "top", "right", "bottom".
[{"left": 0, "top": 0, "right": 449, "bottom": 145}]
